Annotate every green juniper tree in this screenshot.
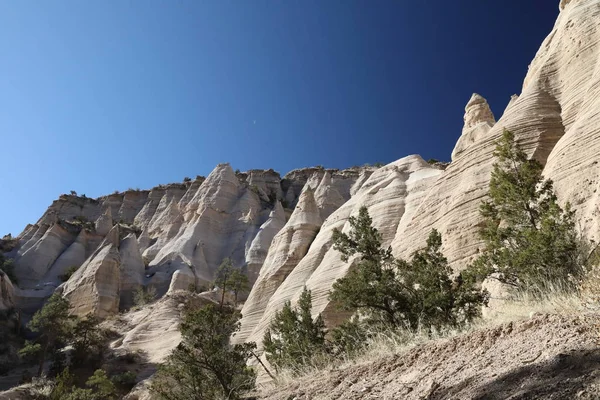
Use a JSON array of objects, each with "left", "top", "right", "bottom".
[
  {"left": 331, "top": 207, "right": 487, "bottom": 330},
  {"left": 70, "top": 316, "right": 107, "bottom": 369},
  {"left": 19, "top": 293, "right": 75, "bottom": 377},
  {"left": 151, "top": 304, "right": 256, "bottom": 400},
  {"left": 469, "top": 129, "right": 584, "bottom": 291},
  {"left": 49, "top": 367, "right": 117, "bottom": 400},
  {"left": 214, "top": 258, "right": 249, "bottom": 307},
  {"left": 263, "top": 287, "right": 327, "bottom": 373}
]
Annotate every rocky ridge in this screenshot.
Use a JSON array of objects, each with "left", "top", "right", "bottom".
[{"left": 1, "top": 165, "right": 373, "bottom": 319}]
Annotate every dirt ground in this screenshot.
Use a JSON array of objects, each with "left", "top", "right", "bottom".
[{"left": 258, "top": 314, "right": 600, "bottom": 400}]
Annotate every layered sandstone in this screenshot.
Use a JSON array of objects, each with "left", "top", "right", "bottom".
[
  {"left": 5, "top": 164, "right": 369, "bottom": 318},
  {"left": 236, "top": 156, "right": 443, "bottom": 346}
]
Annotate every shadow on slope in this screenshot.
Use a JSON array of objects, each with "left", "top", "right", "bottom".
[{"left": 435, "top": 349, "right": 600, "bottom": 400}]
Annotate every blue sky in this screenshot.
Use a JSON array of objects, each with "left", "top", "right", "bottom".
[{"left": 0, "top": 1, "right": 558, "bottom": 236}]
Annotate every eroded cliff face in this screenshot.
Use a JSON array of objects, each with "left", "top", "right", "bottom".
[
  {"left": 236, "top": 155, "right": 444, "bottom": 347},
  {"left": 238, "top": 0, "right": 600, "bottom": 345},
  {"left": 2, "top": 0, "right": 600, "bottom": 360},
  {"left": 4, "top": 164, "right": 372, "bottom": 318}
]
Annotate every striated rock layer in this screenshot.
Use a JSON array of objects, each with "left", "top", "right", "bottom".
[
  {"left": 236, "top": 156, "right": 443, "bottom": 346},
  {"left": 6, "top": 165, "right": 371, "bottom": 318}
]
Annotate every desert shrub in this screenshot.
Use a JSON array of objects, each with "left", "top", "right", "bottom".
[
  {"left": 0, "top": 256, "right": 18, "bottom": 284},
  {"left": 70, "top": 216, "right": 94, "bottom": 231},
  {"left": 117, "top": 350, "right": 144, "bottom": 365},
  {"left": 70, "top": 316, "right": 108, "bottom": 369},
  {"left": 331, "top": 207, "right": 487, "bottom": 330},
  {"left": 329, "top": 315, "right": 369, "bottom": 357},
  {"left": 133, "top": 286, "right": 157, "bottom": 307},
  {"left": 468, "top": 130, "right": 586, "bottom": 292},
  {"left": 59, "top": 265, "right": 79, "bottom": 282},
  {"left": 151, "top": 304, "right": 256, "bottom": 400},
  {"left": 49, "top": 368, "right": 117, "bottom": 400},
  {"left": 19, "top": 295, "right": 109, "bottom": 379},
  {"left": 183, "top": 176, "right": 191, "bottom": 182},
  {"left": 249, "top": 184, "right": 260, "bottom": 195},
  {"left": 111, "top": 371, "right": 137, "bottom": 390},
  {"left": 426, "top": 158, "right": 440, "bottom": 164},
  {"left": 263, "top": 287, "right": 327, "bottom": 374}
]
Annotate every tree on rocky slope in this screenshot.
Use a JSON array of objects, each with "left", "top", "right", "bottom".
[
  {"left": 214, "top": 258, "right": 249, "bottom": 307},
  {"left": 19, "top": 294, "right": 108, "bottom": 378},
  {"left": 469, "top": 129, "right": 585, "bottom": 291},
  {"left": 263, "top": 287, "right": 327, "bottom": 373},
  {"left": 331, "top": 207, "right": 487, "bottom": 330},
  {"left": 48, "top": 367, "right": 118, "bottom": 400},
  {"left": 19, "top": 293, "right": 74, "bottom": 377},
  {"left": 151, "top": 304, "right": 256, "bottom": 400}
]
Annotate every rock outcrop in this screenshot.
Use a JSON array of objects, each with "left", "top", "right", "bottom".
[
  {"left": 119, "top": 233, "right": 145, "bottom": 309},
  {"left": 451, "top": 93, "right": 495, "bottom": 160},
  {"left": 236, "top": 156, "right": 443, "bottom": 347},
  {"left": 62, "top": 226, "right": 121, "bottom": 318},
  {"left": 5, "top": 164, "right": 369, "bottom": 319}
]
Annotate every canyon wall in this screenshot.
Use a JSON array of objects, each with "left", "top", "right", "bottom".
[{"left": 2, "top": 0, "right": 600, "bottom": 364}]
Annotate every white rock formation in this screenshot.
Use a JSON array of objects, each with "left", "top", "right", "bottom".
[
  {"left": 14, "top": 223, "right": 76, "bottom": 287},
  {"left": 62, "top": 226, "right": 121, "bottom": 318},
  {"left": 236, "top": 156, "right": 443, "bottom": 346},
  {"left": 95, "top": 207, "right": 113, "bottom": 236},
  {"left": 236, "top": 187, "right": 324, "bottom": 343},
  {"left": 5, "top": 160, "right": 369, "bottom": 321},
  {"left": 245, "top": 201, "right": 287, "bottom": 284},
  {"left": 451, "top": 93, "right": 496, "bottom": 160},
  {"left": 119, "top": 233, "right": 145, "bottom": 309}
]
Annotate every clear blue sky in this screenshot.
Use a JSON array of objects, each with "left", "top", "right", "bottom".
[{"left": 1, "top": 1, "right": 558, "bottom": 236}]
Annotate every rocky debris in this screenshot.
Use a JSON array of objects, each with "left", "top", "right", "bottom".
[{"left": 258, "top": 314, "right": 600, "bottom": 400}]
